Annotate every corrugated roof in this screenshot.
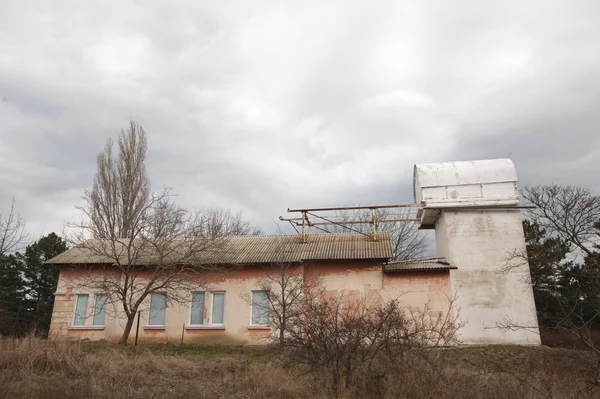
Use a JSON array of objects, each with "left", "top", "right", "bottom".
[
  {"left": 383, "top": 260, "right": 456, "bottom": 273},
  {"left": 46, "top": 233, "right": 393, "bottom": 266}
]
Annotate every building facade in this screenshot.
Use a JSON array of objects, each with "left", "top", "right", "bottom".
[
  {"left": 46, "top": 158, "right": 541, "bottom": 345},
  {"left": 47, "top": 233, "right": 456, "bottom": 344}
]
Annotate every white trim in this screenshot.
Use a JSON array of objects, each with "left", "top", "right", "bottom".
[
  {"left": 71, "top": 294, "right": 79, "bottom": 326},
  {"left": 185, "top": 326, "right": 225, "bottom": 330},
  {"left": 143, "top": 325, "right": 165, "bottom": 330},
  {"left": 250, "top": 290, "right": 270, "bottom": 327},
  {"left": 209, "top": 291, "right": 226, "bottom": 326},
  {"left": 188, "top": 291, "right": 206, "bottom": 326},
  {"left": 68, "top": 326, "right": 105, "bottom": 330}
]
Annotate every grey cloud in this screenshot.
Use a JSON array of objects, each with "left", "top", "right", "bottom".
[{"left": 1, "top": 0, "right": 599, "bottom": 240}]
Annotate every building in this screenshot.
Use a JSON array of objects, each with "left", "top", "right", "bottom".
[
  {"left": 47, "top": 233, "right": 458, "bottom": 343},
  {"left": 414, "top": 159, "right": 540, "bottom": 344},
  {"left": 46, "top": 158, "right": 540, "bottom": 345}
]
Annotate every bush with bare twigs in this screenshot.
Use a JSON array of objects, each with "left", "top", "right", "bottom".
[{"left": 278, "top": 292, "right": 462, "bottom": 397}]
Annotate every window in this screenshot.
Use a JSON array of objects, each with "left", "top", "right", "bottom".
[
  {"left": 211, "top": 292, "right": 225, "bottom": 325},
  {"left": 251, "top": 291, "right": 270, "bottom": 326},
  {"left": 190, "top": 292, "right": 205, "bottom": 325},
  {"left": 92, "top": 294, "right": 108, "bottom": 326},
  {"left": 73, "top": 294, "right": 89, "bottom": 326},
  {"left": 149, "top": 293, "right": 167, "bottom": 326}
]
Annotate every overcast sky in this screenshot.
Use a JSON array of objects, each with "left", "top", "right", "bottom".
[{"left": 1, "top": 0, "right": 599, "bottom": 239}]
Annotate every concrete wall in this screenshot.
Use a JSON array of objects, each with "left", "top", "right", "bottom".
[
  {"left": 435, "top": 209, "right": 541, "bottom": 345},
  {"left": 49, "top": 261, "right": 453, "bottom": 344}
]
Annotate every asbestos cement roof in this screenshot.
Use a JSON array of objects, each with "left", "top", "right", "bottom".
[
  {"left": 383, "top": 260, "right": 456, "bottom": 273},
  {"left": 45, "top": 233, "right": 393, "bottom": 266}
]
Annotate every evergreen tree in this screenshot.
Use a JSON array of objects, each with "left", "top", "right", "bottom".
[
  {"left": 523, "top": 220, "right": 570, "bottom": 328},
  {"left": 525, "top": 218, "right": 600, "bottom": 330},
  {"left": 0, "top": 254, "right": 27, "bottom": 335},
  {"left": 15, "top": 233, "right": 67, "bottom": 336},
  {"left": 555, "top": 221, "right": 600, "bottom": 329},
  {"left": 0, "top": 197, "right": 28, "bottom": 335}
]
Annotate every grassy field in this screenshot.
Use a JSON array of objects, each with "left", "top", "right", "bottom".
[{"left": 0, "top": 337, "right": 597, "bottom": 398}]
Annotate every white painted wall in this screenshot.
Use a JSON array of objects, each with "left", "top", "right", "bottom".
[{"left": 436, "top": 209, "right": 540, "bottom": 345}]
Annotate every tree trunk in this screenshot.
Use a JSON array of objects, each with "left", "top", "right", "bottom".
[
  {"left": 332, "top": 370, "right": 340, "bottom": 398},
  {"left": 119, "top": 314, "right": 136, "bottom": 345}
]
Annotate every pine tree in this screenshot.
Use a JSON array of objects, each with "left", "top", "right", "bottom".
[
  {"left": 525, "top": 219, "right": 600, "bottom": 330},
  {"left": 15, "top": 233, "right": 67, "bottom": 336},
  {"left": 0, "top": 254, "right": 27, "bottom": 335},
  {"left": 523, "top": 220, "right": 570, "bottom": 327}
]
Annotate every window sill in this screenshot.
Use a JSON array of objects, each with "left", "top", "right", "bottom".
[
  {"left": 247, "top": 326, "right": 271, "bottom": 330},
  {"left": 185, "top": 326, "right": 225, "bottom": 330},
  {"left": 143, "top": 326, "right": 166, "bottom": 330},
  {"left": 68, "top": 326, "right": 105, "bottom": 330}
]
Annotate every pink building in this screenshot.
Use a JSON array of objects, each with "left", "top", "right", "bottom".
[{"left": 46, "top": 233, "right": 455, "bottom": 344}]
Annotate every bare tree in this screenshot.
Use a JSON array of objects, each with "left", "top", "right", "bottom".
[
  {"left": 0, "top": 198, "right": 28, "bottom": 336},
  {"left": 203, "top": 208, "right": 263, "bottom": 237},
  {"left": 523, "top": 185, "right": 600, "bottom": 266},
  {"left": 241, "top": 259, "right": 323, "bottom": 346},
  {"left": 68, "top": 121, "right": 257, "bottom": 344},
  {"left": 380, "top": 209, "right": 431, "bottom": 260},
  {"left": 319, "top": 208, "right": 430, "bottom": 260},
  {"left": 0, "top": 197, "right": 28, "bottom": 256}
]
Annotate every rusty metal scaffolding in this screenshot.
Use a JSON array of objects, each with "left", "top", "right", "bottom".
[{"left": 280, "top": 203, "right": 420, "bottom": 242}]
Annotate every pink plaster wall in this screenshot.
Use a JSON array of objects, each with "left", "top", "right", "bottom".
[{"left": 49, "top": 261, "right": 452, "bottom": 344}]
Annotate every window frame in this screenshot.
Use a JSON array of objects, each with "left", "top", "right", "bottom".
[
  {"left": 91, "top": 293, "right": 108, "bottom": 327},
  {"left": 189, "top": 291, "right": 206, "bottom": 326},
  {"left": 209, "top": 291, "right": 226, "bottom": 326},
  {"left": 72, "top": 294, "right": 89, "bottom": 326},
  {"left": 148, "top": 292, "right": 167, "bottom": 327},
  {"left": 250, "top": 290, "right": 270, "bottom": 327}
]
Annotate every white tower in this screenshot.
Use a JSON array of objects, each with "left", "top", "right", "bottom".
[{"left": 414, "top": 159, "right": 540, "bottom": 345}]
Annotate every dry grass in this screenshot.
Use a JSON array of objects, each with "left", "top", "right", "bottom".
[
  {"left": 0, "top": 337, "right": 315, "bottom": 399},
  {"left": 0, "top": 337, "right": 598, "bottom": 399}
]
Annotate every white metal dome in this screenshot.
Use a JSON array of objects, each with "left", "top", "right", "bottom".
[{"left": 413, "top": 159, "right": 520, "bottom": 226}]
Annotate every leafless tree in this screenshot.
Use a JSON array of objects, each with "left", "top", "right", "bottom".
[
  {"left": 203, "top": 208, "right": 263, "bottom": 237},
  {"left": 0, "top": 197, "right": 28, "bottom": 256},
  {"left": 523, "top": 185, "right": 600, "bottom": 266},
  {"left": 381, "top": 209, "right": 431, "bottom": 260},
  {"left": 319, "top": 208, "right": 430, "bottom": 260},
  {"left": 68, "top": 121, "right": 258, "bottom": 344},
  {"left": 241, "top": 259, "right": 323, "bottom": 346},
  {"left": 0, "top": 197, "right": 28, "bottom": 336}
]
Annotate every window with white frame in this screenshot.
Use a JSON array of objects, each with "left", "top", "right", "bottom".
[
  {"left": 251, "top": 291, "right": 270, "bottom": 326},
  {"left": 211, "top": 292, "right": 225, "bottom": 325},
  {"left": 92, "top": 294, "right": 108, "bottom": 326},
  {"left": 73, "top": 294, "right": 89, "bottom": 326},
  {"left": 148, "top": 293, "right": 167, "bottom": 326},
  {"left": 190, "top": 292, "right": 205, "bottom": 325}
]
